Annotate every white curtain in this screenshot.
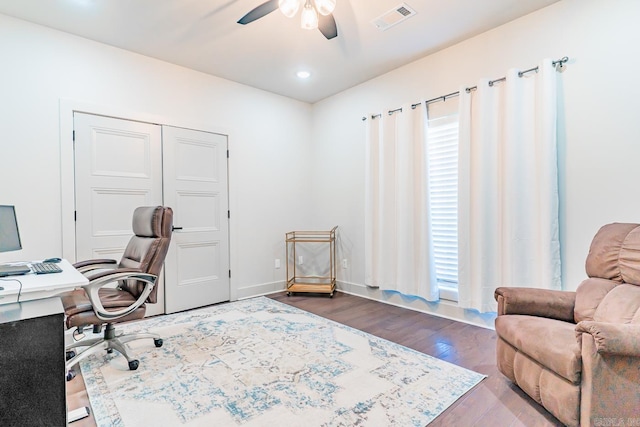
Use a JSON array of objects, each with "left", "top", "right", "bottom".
[
  {"left": 365, "top": 104, "right": 439, "bottom": 300},
  {"left": 458, "top": 58, "right": 562, "bottom": 312}
]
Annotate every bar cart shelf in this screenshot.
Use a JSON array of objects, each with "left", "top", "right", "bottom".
[{"left": 286, "top": 226, "right": 337, "bottom": 297}]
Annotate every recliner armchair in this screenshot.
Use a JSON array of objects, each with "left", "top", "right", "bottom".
[
  {"left": 62, "top": 206, "right": 173, "bottom": 372},
  {"left": 494, "top": 223, "right": 640, "bottom": 426}
]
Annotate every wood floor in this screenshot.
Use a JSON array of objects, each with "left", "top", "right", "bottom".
[{"left": 66, "top": 291, "right": 563, "bottom": 426}]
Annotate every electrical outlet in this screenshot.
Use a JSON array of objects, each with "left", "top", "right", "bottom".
[
  {"left": 298, "top": 256, "right": 304, "bottom": 265},
  {"left": 342, "top": 259, "right": 348, "bottom": 269},
  {"left": 275, "top": 259, "right": 280, "bottom": 269}
]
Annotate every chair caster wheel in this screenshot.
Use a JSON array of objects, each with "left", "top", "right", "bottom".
[
  {"left": 154, "top": 338, "right": 163, "bottom": 347},
  {"left": 66, "top": 369, "right": 77, "bottom": 381},
  {"left": 128, "top": 360, "right": 139, "bottom": 370},
  {"left": 66, "top": 350, "right": 76, "bottom": 361},
  {"left": 286, "top": 292, "right": 291, "bottom": 297}
]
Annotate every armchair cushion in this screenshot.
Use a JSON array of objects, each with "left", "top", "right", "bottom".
[
  {"left": 619, "top": 226, "right": 640, "bottom": 285},
  {"left": 593, "top": 283, "right": 640, "bottom": 323},
  {"left": 573, "top": 278, "right": 618, "bottom": 323},
  {"left": 495, "top": 315, "right": 582, "bottom": 383}
]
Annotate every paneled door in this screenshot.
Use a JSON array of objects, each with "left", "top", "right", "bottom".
[
  {"left": 73, "top": 113, "right": 164, "bottom": 315},
  {"left": 162, "top": 126, "right": 230, "bottom": 314}
]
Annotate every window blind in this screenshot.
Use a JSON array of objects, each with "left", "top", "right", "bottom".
[{"left": 427, "top": 114, "right": 459, "bottom": 298}]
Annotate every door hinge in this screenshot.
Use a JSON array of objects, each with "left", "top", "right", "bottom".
[
  {"left": 72, "top": 130, "right": 76, "bottom": 141},
  {"left": 227, "top": 210, "right": 230, "bottom": 219},
  {"left": 229, "top": 270, "right": 231, "bottom": 278},
  {"left": 74, "top": 211, "right": 77, "bottom": 221},
  {"left": 227, "top": 149, "right": 229, "bottom": 158}
]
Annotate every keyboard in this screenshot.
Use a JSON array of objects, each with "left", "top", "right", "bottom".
[{"left": 31, "top": 262, "right": 63, "bottom": 275}]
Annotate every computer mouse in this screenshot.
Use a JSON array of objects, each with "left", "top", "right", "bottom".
[{"left": 43, "top": 257, "right": 62, "bottom": 263}]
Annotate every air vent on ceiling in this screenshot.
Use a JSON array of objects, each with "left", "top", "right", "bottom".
[{"left": 371, "top": 3, "right": 417, "bottom": 31}]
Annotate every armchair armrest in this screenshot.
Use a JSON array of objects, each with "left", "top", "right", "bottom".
[
  {"left": 82, "top": 268, "right": 157, "bottom": 322},
  {"left": 73, "top": 258, "right": 118, "bottom": 274},
  {"left": 576, "top": 321, "right": 640, "bottom": 356},
  {"left": 494, "top": 287, "right": 576, "bottom": 322}
]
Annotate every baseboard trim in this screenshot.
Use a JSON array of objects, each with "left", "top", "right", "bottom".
[
  {"left": 236, "top": 280, "right": 286, "bottom": 300},
  {"left": 337, "top": 281, "right": 496, "bottom": 330},
  {"left": 234, "top": 279, "right": 496, "bottom": 329}
]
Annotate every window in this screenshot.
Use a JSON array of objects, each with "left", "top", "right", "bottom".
[{"left": 427, "top": 113, "right": 459, "bottom": 301}]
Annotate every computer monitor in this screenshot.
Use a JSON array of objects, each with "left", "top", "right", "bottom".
[{"left": 0, "top": 205, "right": 22, "bottom": 253}]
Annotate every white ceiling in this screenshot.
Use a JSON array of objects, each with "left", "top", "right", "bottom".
[{"left": 0, "top": 0, "right": 559, "bottom": 103}]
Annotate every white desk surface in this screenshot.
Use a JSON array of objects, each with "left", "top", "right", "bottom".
[{"left": 0, "top": 259, "right": 88, "bottom": 304}]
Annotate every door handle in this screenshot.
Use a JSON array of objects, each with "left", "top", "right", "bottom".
[{"left": 172, "top": 226, "right": 183, "bottom": 231}]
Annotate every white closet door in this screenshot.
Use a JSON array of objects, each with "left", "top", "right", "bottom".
[
  {"left": 73, "top": 112, "right": 165, "bottom": 316},
  {"left": 162, "top": 126, "right": 230, "bottom": 314}
]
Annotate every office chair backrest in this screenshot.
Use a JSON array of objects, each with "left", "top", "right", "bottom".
[{"left": 119, "top": 206, "right": 173, "bottom": 304}]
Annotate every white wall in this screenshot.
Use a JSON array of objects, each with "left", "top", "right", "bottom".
[
  {"left": 3, "top": 0, "right": 639, "bottom": 327},
  {"left": 0, "top": 14, "right": 312, "bottom": 299},
  {"left": 310, "top": 0, "right": 640, "bottom": 326}
]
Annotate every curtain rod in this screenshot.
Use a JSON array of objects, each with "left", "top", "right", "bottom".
[{"left": 362, "top": 56, "right": 569, "bottom": 121}]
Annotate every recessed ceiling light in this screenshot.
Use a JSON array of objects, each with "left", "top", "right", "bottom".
[
  {"left": 296, "top": 70, "right": 311, "bottom": 79},
  {"left": 70, "top": 0, "right": 96, "bottom": 6}
]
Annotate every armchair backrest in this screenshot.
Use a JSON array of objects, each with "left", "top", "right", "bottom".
[
  {"left": 575, "top": 223, "right": 640, "bottom": 324},
  {"left": 118, "top": 206, "right": 173, "bottom": 303},
  {"left": 586, "top": 222, "right": 640, "bottom": 285}
]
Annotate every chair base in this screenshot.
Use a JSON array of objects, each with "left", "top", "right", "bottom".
[{"left": 65, "top": 323, "right": 163, "bottom": 373}]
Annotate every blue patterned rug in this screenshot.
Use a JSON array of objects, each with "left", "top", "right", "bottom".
[{"left": 80, "top": 297, "right": 485, "bottom": 426}]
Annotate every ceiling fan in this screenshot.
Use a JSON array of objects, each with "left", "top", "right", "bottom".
[{"left": 238, "top": 0, "right": 338, "bottom": 40}]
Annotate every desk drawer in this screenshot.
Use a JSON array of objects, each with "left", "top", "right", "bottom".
[{"left": 0, "top": 281, "right": 20, "bottom": 304}]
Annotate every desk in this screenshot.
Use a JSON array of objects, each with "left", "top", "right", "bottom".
[
  {"left": 0, "top": 260, "right": 89, "bottom": 426},
  {"left": 0, "top": 298, "right": 67, "bottom": 426},
  {"left": 0, "top": 259, "right": 88, "bottom": 304}
]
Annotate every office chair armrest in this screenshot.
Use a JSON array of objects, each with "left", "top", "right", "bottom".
[
  {"left": 82, "top": 268, "right": 157, "bottom": 322},
  {"left": 73, "top": 258, "right": 118, "bottom": 274}
]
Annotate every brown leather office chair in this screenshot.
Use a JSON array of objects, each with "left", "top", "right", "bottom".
[{"left": 62, "top": 206, "right": 173, "bottom": 372}]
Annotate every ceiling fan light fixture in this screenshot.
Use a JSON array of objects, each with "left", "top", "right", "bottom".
[
  {"left": 300, "top": 1, "right": 319, "bottom": 30},
  {"left": 313, "top": 0, "right": 336, "bottom": 16},
  {"left": 279, "top": 0, "right": 301, "bottom": 18}
]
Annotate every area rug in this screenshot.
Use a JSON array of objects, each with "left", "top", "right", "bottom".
[{"left": 80, "top": 296, "right": 485, "bottom": 426}]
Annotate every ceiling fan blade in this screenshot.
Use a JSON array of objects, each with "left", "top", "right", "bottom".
[
  {"left": 237, "top": 0, "right": 279, "bottom": 25},
  {"left": 318, "top": 13, "right": 338, "bottom": 40}
]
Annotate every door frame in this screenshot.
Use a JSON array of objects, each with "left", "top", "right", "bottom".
[{"left": 58, "top": 99, "right": 238, "bottom": 301}]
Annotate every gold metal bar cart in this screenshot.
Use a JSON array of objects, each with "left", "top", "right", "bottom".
[{"left": 285, "top": 226, "right": 338, "bottom": 297}]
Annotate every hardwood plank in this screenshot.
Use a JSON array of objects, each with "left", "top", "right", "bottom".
[
  {"left": 66, "top": 291, "right": 563, "bottom": 426},
  {"left": 270, "top": 292, "right": 563, "bottom": 426},
  {"left": 66, "top": 370, "right": 95, "bottom": 426}
]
